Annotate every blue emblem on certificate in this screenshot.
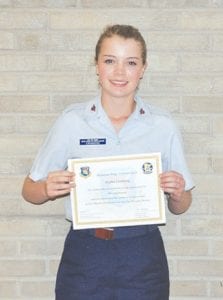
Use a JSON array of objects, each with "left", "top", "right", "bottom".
[{"left": 80, "top": 166, "right": 91, "bottom": 178}]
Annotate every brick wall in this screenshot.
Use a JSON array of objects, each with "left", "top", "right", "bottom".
[{"left": 0, "top": 1, "right": 222, "bottom": 299}]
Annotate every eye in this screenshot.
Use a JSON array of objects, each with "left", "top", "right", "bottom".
[
  {"left": 128, "top": 61, "right": 137, "bottom": 66},
  {"left": 104, "top": 59, "right": 114, "bottom": 64}
]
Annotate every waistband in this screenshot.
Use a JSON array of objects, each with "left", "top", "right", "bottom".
[{"left": 74, "top": 225, "right": 158, "bottom": 240}]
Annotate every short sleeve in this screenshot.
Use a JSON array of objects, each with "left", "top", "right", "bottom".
[
  {"left": 168, "top": 128, "right": 194, "bottom": 191},
  {"left": 29, "top": 113, "right": 71, "bottom": 181}
]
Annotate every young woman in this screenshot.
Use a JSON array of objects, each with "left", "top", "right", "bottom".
[{"left": 22, "top": 24, "right": 194, "bottom": 300}]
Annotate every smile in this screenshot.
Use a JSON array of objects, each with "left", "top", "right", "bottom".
[{"left": 110, "top": 80, "right": 128, "bottom": 87}]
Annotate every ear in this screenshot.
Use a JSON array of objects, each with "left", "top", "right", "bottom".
[
  {"left": 96, "top": 64, "right": 99, "bottom": 76},
  {"left": 140, "top": 61, "right": 148, "bottom": 78}
]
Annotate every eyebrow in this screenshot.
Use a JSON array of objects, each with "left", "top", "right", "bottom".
[{"left": 102, "top": 55, "right": 140, "bottom": 60}]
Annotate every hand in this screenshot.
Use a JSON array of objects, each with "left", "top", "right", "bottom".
[
  {"left": 159, "top": 171, "right": 185, "bottom": 202},
  {"left": 44, "top": 170, "right": 75, "bottom": 200},
  {"left": 159, "top": 171, "right": 192, "bottom": 214}
]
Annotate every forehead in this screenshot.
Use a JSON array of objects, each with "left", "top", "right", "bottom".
[{"left": 99, "top": 35, "right": 142, "bottom": 56}]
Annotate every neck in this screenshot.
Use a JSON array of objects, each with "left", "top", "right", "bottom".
[
  {"left": 101, "top": 95, "right": 136, "bottom": 132},
  {"left": 101, "top": 95, "right": 135, "bottom": 118}
]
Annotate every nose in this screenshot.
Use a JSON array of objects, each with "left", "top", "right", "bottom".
[{"left": 114, "top": 62, "right": 125, "bottom": 75}]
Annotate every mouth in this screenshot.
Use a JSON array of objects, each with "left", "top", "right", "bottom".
[{"left": 110, "top": 80, "right": 128, "bottom": 87}]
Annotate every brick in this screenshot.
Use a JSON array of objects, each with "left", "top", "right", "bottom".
[
  {"left": 210, "top": 196, "right": 223, "bottom": 215},
  {"left": 213, "top": 117, "right": 223, "bottom": 136},
  {"left": 20, "top": 238, "right": 64, "bottom": 256},
  {"left": 211, "top": 240, "right": 223, "bottom": 256},
  {"left": 213, "top": 34, "right": 223, "bottom": 51},
  {"left": 49, "top": 31, "right": 99, "bottom": 51},
  {"left": 16, "top": 31, "right": 49, "bottom": 50},
  {"left": 212, "top": 76, "right": 223, "bottom": 93},
  {"left": 0, "top": 157, "right": 16, "bottom": 174},
  {"left": 174, "top": 116, "right": 209, "bottom": 134},
  {"left": 142, "top": 75, "right": 212, "bottom": 95},
  {"left": 0, "top": 281, "right": 17, "bottom": 297},
  {"left": 0, "top": 259, "right": 45, "bottom": 276},
  {"left": 181, "top": 55, "right": 223, "bottom": 72},
  {"left": 186, "top": 155, "right": 210, "bottom": 174},
  {"left": 12, "top": 0, "right": 77, "bottom": 7},
  {"left": 207, "top": 139, "right": 223, "bottom": 155},
  {"left": 0, "top": 218, "right": 49, "bottom": 237},
  {"left": 183, "top": 134, "right": 215, "bottom": 155},
  {"left": 49, "top": 259, "right": 60, "bottom": 276},
  {"left": 194, "top": 174, "right": 222, "bottom": 195},
  {"left": 81, "top": 0, "right": 146, "bottom": 8},
  {"left": 182, "top": 97, "right": 223, "bottom": 113},
  {"left": 50, "top": 94, "right": 94, "bottom": 112},
  {"left": 20, "top": 280, "right": 55, "bottom": 297},
  {"left": 0, "top": 54, "right": 47, "bottom": 71},
  {"left": 17, "top": 115, "right": 57, "bottom": 134},
  {"left": 165, "top": 239, "right": 208, "bottom": 256},
  {"left": 188, "top": 196, "right": 209, "bottom": 215},
  {"left": 0, "top": 0, "right": 11, "bottom": 7},
  {"left": 0, "top": 136, "right": 43, "bottom": 155},
  {"left": 0, "top": 176, "right": 23, "bottom": 196},
  {"left": 212, "top": 156, "right": 223, "bottom": 173},
  {"left": 50, "top": 10, "right": 180, "bottom": 30},
  {"left": 83, "top": 69, "right": 100, "bottom": 91},
  {"left": 177, "top": 259, "right": 223, "bottom": 276},
  {"left": 0, "top": 198, "right": 20, "bottom": 216},
  {"left": 0, "top": 240, "right": 18, "bottom": 257},
  {"left": 143, "top": 96, "right": 180, "bottom": 113},
  {"left": 20, "top": 197, "right": 65, "bottom": 216},
  {"left": 0, "top": 11, "right": 47, "bottom": 29},
  {"left": 50, "top": 53, "right": 93, "bottom": 71},
  {"left": 149, "top": 53, "right": 178, "bottom": 72},
  {"left": 210, "top": 281, "right": 223, "bottom": 297},
  {"left": 0, "top": 73, "right": 18, "bottom": 91},
  {"left": 0, "top": 116, "right": 16, "bottom": 133},
  {"left": 0, "top": 95, "right": 49, "bottom": 113},
  {"left": 148, "top": 0, "right": 211, "bottom": 8},
  {"left": 50, "top": 10, "right": 110, "bottom": 30},
  {"left": 159, "top": 218, "right": 178, "bottom": 237},
  {"left": 21, "top": 73, "right": 84, "bottom": 92},
  {"left": 0, "top": 157, "right": 34, "bottom": 175},
  {"left": 47, "top": 218, "right": 70, "bottom": 237},
  {"left": 182, "top": 217, "right": 223, "bottom": 236},
  {"left": 212, "top": 0, "right": 223, "bottom": 7},
  {"left": 0, "top": 31, "right": 14, "bottom": 49},
  {"left": 147, "top": 32, "right": 210, "bottom": 52},
  {"left": 180, "top": 11, "right": 223, "bottom": 30},
  {"left": 171, "top": 280, "right": 207, "bottom": 297}
]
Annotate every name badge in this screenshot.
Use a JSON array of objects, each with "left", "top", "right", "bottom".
[{"left": 80, "top": 138, "right": 106, "bottom": 145}]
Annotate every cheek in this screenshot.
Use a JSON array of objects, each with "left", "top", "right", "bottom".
[
  {"left": 128, "top": 69, "right": 143, "bottom": 80},
  {"left": 98, "top": 67, "right": 113, "bottom": 79}
]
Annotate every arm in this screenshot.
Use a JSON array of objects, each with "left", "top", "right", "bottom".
[
  {"left": 160, "top": 171, "right": 192, "bottom": 215},
  {"left": 22, "top": 170, "right": 74, "bottom": 205}
]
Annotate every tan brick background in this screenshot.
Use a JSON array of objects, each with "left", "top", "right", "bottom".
[{"left": 0, "top": 1, "right": 222, "bottom": 299}]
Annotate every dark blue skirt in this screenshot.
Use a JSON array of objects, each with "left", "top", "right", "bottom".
[{"left": 55, "top": 226, "right": 169, "bottom": 300}]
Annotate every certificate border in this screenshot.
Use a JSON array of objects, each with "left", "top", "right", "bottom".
[{"left": 68, "top": 153, "right": 166, "bottom": 229}]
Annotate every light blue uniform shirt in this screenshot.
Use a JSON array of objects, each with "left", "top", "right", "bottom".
[{"left": 30, "top": 95, "right": 194, "bottom": 220}]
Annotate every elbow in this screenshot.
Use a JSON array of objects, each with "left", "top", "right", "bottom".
[{"left": 21, "top": 183, "right": 33, "bottom": 204}]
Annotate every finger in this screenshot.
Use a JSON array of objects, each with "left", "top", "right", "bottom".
[
  {"left": 48, "top": 170, "right": 75, "bottom": 179},
  {"left": 48, "top": 174, "right": 75, "bottom": 184}
]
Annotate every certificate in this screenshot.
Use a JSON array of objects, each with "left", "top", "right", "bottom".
[{"left": 68, "top": 153, "right": 166, "bottom": 230}]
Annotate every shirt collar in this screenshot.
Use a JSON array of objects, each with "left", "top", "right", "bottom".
[{"left": 84, "top": 94, "right": 153, "bottom": 124}]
